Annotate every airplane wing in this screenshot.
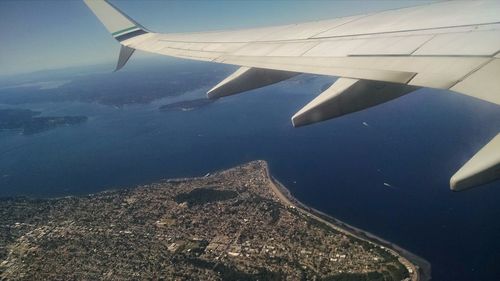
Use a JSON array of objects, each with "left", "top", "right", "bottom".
[{"left": 83, "top": 0, "right": 500, "bottom": 191}]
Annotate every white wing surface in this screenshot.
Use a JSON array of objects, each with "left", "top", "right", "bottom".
[{"left": 83, "top": 0, "right": 500, "bottom": 191}]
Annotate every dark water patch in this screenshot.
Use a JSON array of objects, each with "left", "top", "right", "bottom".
[{"left": 174, "top": 187, "right": 237, "bottom": 206}]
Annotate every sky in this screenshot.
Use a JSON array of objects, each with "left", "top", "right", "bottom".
[{"left": 0, "top": 0, "right": 434, "bottom": 76}]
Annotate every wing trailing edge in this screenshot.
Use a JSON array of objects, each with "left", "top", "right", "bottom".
[{"left": 451, "top": 59, "right": 500, "bottom": 106}]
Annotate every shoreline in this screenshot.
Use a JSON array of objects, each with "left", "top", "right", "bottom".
[
  {"left": 263, "top": 163, "right": 431, "bottom": 281},
  {"left": 2, "top": 160, "right": 431, "bottom": 280}
]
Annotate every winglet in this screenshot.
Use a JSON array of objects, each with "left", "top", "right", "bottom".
[
  {"left": 84, "top": 0, "right": 149, "bottom": 71},
  {"left": 115, "top": 45, "right": 135, "bottom": 72},
  {"left": 83, "top": 0, "right": 148, "bottom": 40}
]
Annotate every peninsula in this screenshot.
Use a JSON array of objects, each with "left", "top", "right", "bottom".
[
  {"left": 0, "top": 161, "right": 427, "bottom": 280},
  {"left": 159, "top": 98, "right": 214, "bottom": 112},
  {"left": 0, "top": 109, "right": 87, "bottom": 135}
]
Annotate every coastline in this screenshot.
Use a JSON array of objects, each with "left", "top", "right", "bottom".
[
  {"left": 263, "top": 162, "right": 431, "bottom": 281},
  {"left": 3, "top": 160, "right": 431, "bottom": 280}
]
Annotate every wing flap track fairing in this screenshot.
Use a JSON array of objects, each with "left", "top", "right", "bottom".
[
  {"left": 292, "top": 78, "right": 419, "bottom": 127},
  {"left": 207, "top": 67, "right": 299, "bottom": 99}
]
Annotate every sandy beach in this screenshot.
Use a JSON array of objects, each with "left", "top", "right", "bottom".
[{"left": 263, "top": 163, "right": 432, "bottom": 281}]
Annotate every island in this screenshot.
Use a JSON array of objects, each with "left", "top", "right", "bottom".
[
  {"left": 159, "top": 98, "right": 215, "bottom": 112},
  {"left": 0, "top": 109, "right": 87, "bottom": 135},
  {"left": 0, "top": 161, "right": 429, "bottom": 280}
]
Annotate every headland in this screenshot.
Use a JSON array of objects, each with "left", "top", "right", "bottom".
[{"left": 0, "top": 160, "right": 429, "bottom": 280}]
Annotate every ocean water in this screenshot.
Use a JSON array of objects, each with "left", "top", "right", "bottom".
[{"left": 0, "top": 60, "right": 499, "bottom": 280}]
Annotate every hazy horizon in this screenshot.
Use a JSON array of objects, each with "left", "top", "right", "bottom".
[{"left": 0, "top": 0, "right": 435, "bottom": 76}]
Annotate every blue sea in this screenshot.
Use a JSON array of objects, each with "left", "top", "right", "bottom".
[{"left": 0, "top": 58, "right": 499, "bottom": 281}]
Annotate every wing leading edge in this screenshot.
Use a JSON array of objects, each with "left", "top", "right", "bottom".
[{"left": 83, "top": 0, "right": 500, "bottom": 191}]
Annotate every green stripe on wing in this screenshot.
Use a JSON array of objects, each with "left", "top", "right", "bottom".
[{"left": 112, "top": 26, "right": 138, "bottom": 36}]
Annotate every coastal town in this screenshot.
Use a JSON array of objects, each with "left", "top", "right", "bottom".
[{"left": 0, "top": 161, "right": 417, "bottom": 280}]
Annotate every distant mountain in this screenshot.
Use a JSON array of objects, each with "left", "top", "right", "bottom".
[{"left": 0, "top": 59, "right": 235, "bottom": 107}]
